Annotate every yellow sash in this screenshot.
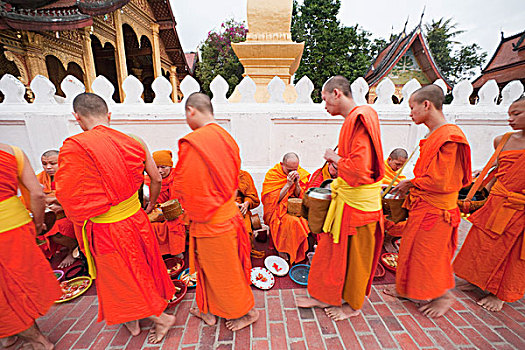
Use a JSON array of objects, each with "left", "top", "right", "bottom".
[
  {"left": 82, "top": 192, "right": 141, "bottom": 279},
  {"left": 323, "top": 177, "right": 382, "bottom": 243},
  {"left": 0, "top": 196, "right": 32, "bottom": 233}
]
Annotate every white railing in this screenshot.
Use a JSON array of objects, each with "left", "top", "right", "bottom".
[{"left": 0, "top": 73, "right": 523, "bottom": 201}]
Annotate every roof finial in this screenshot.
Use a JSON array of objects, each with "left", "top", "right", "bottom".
[
  {"left": 403, "top": 16, "right": 409, "bottom": 34},
  {"left": 419, "top": 6, "right": 426, "bottom": 26},
  {"left": 501, "top": 30, "right": 505, "bottom": 40}
]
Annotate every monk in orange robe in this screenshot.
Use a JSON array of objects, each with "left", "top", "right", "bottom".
[
  {"left": 297, "top": 75, "right": 385, "bottom": 321},
  {"left": 236, "top": 169, "right": 261, "bottom": 254},
  {"left": 55, "top": 93, "right": 175, "bottom": 343},
  {"left": 0, "top": 143, "right": 61, "bottom": 350},
  {"left": 35, "top": 150, "right": 78, "bottom": 267},
  {"left": 144, "top": 150, "right": 186, "bottom": 257},
  {"left": 385, "top": 85, "right": 472, "bottom": 318},
  {"left": 262, "top": 153, "right": 310, "bottom": 263},
  {"left": 307, "top": 162, "right": 337, "bottom": 189},
  {"left": 454, "top": 97, "right": 525, "bottom": 311},
  {"left": 172, "top": 92, "right": 257, "bottom": 331}
]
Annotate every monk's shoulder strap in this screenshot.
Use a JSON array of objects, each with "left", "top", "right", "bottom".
[{"left": 11, "top": 145, "right": 24, "bottom": 178}]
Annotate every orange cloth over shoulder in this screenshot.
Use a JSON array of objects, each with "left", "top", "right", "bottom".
[
  {"left": 145, "top": 170, "right": 186, "bottom": 256},
  {"left": 454, "top": 148, "right": 525, "bottom": 302},
  {"left": 172, "top": 123, "right": 253, "bottom": 319},
  {"left": 236, "top": 169, "right": 260, "bottom": 236},
  {"left": 307, "top": 106, "right": 385, "bottom": 308},
  {"left": 56, "top": 125, "right": 174, "bottom": 325},
  {"left": 307, "top": 166, "right": 332, "bottom": 189},
  {"left": 396, "top": 124, "right": 471, "bottom": 300},
  {"left": 0, "top": 149, "right": 61, "bottom": 338},
  {"left": 382, "top": 160, "right": 407, "bottom": 186},
  {"left": 261, "top": 163, "right": 310, "bottom": 264}
]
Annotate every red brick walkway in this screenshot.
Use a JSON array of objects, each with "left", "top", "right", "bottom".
[{"left": 6, "top": 284, "right": 525, "bottom": 350}]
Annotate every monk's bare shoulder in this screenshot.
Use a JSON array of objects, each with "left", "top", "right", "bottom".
[{"left": 0, "top": 143, "right": 14, "bottom": 155}]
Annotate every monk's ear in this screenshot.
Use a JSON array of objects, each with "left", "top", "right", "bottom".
[
  {"left": 72, "top": 112, "right": 81, "bottom": 122},
  {"left": 107, "top": 112, "right": 112, "bottom": 122}
]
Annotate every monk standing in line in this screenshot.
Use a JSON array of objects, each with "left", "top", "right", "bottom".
[
  {"left": 236, "top": 169, "right": 261, "bottom": 255},
  {"left": 0, "top": 143, "right": 61, "bottom": 350},
  {"left": 36, "top": 150, "right": 78, "bottom": 267},
  {"left": 145, "top": 150, "right": 186, "bottom": 258},
  {"left": 172, "top": 92, "right": 258, "bottom": 331},
  {"left": 55, "top": 93, "right": 175, "bottom": 343},
  {"left": 453, "top": 96, "right": 525, "bottom": 311},
  {"left": 384, "top": 85, "right": 471, "bottom": 317},
  {"left": 297, "top": 75, "right": 385, "bottom": 321},
  {"left": 261, "top": 153, "right": 310, "bottom": 263}
]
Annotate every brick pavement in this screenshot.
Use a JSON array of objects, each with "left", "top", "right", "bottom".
[{"left": 6, "top": 284, "right": 525, "bottom": 350}]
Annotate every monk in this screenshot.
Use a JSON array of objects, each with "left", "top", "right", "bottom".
[
  {"left": 307, "top": 162, "right": 338, "bottom": 189},
  {"left": 384, "top": 85, "right": 472, "bottom": 318},
  {"left": 382, "top": 148, "right": 408, "bottom": 251},
  {"left": 144, "top": 150, "right": 186, "bottom": 258},
  {"left": 36, "top": 150, "right": 78, "bottom": 267},
  {"left": 453, "top": 96, "right": 525, "bottom": 311},
  {"left": 172, "top": 92, "right": 257, "bottom": 331},
  {"left": 236, "top": 169, "right": 262, "bottom": 256},
  {"left": 297, "top": 75, "right": 385, "bottom": 321},
  {"left": 0, "top": 143, "right": 61, "bottom": 350},
  {"left": 262, "top": 153, "right": 310, "bottom": 263},
  {"left": 55, "top": 93, "right": 175, "bottom": 343}
]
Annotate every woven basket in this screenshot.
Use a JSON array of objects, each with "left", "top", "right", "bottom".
[
  {"left": 287, "top": 198, "right": 303, "bottom": 217},
  {"left": 382, "top": 198, "right": 408, "bottom": 223},
  {"left": 160, "top": 199, "right": 183, "bottom": 221}
]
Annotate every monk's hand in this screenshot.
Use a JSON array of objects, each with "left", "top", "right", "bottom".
[
  {"left": 286, "top": 172, "right": 296, "bottom": 186},
  {"left": 36, "top": 222, "right": 45, "bottom": 235},
  {"left": 239, "top": 202, "right": 249, "bottom": 216},
  {"left": 48, "top": 202, "right": 63, "bottom": 214},
  {"left": 324, "top": 149, "right": 341, "bottom": 164},
  {"left": 392, "top": 179, "right": 414, "bottom": 198},
  {"left": 144, "top": 202, "right": 155, "bottom": 214}
]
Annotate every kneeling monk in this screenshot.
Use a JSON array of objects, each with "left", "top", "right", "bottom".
[
  {"left": 0, "top": 144, "right": 61, "bottom": 349},
  {"left": 56, "top": 93, "right": 175, "bottom": 343},
  {"left": 172, "top": 92, "right": 257, "bottom": 331},
  {"left": 454, "top": 97, "right": 525, "bottom": 312},
  {"left": 262, "top": 153, "right": 310, "bottom": 263},
  {"left": 145, "top": 150, "right": 186, "bottom": 257},
  {"left": 385, "top": 85, "right": 471, "bottom": 318},
  {"left": 297, "top": 75, "right": 385, "bottom": 321}
]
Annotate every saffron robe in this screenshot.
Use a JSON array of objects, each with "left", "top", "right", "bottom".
[
  {"left": 454, "top": 149, "right": 525, "bottom": 302},
  {"left": 172, "top": 123, "right": 253, "bottom": 319},
  {"left": 308, "top": 106, "right": 385, "bottom": 310},
  {"left": 56, "top": 125, "right": 175, "bottom": 325},
  {"left": 382, "top": 159, "right": 407, "bottom": 186},
  {"left": 236, "top": 170, "right": 261, "bottom": 246},
  {"left": 0, "top": 150, "right": 61, "bottom": 337},
  {"left": 145, "top": 170, "right": 186, "bottom": 256},
  {"left": 307, "top": 166, "right": 333, "bottom": 189},
  {"left": 396, "top": 124, "right": 471, "bottom": 300},
  {"left": 261, "top": 163, "right": 310, "bottom": 264}
]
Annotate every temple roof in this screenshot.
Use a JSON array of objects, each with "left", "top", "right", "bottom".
[
  {"left": 364, "top": 24, "right": 451, "bottom": 89},
  {"left": 472, "top": 30, "right": 525, "bottom": 88}
]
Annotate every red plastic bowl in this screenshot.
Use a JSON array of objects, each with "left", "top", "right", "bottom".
[
  {"left": 374, "top": 263, "right": 385, "bottom": 279},
  {"left": 167, "top": 279, "right": 187, "bottom": 308},
  {"left": 164, "top": 257, "right": 184, "bottom": 278},
  {"left": 381, "top": 253, "right": 398, "bottom": 272}
]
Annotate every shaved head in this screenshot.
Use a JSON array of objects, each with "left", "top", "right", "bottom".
[
  {"left": 41, "top": 149, "right": 59, "bottom": 158},
  {"left": 389, "top": 148, "right": 408, "bottom": 160},
  {"left": 282, "top": 152, "right": 299, "bottom": 164},
  {"left": 511, "top": 96, "right": 525, "bottom": 105},
  {"left": 73, "top": 93, "right": 108, "bottom": 119},
  {"left": 322, "top": 75, "right": 352, "bottom": 97},
  {"left": 185, "top": 92, "right": 213, "bottom": 115},
  {"left": 411, "top": 85, "right": 445, "bottom": 110}
]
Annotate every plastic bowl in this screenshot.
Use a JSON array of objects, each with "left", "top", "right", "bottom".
[
  {"left": 289, "top": 264, "right": 310, "bottom": 286},
  {"left": 53, "top": 269, "right": 64, "bottom": 281},
  {"left": 167, "top": 279, "right": 188, "bottom": 308},
  {"left": 178, "top": 268, "right": 197, "bottom": 288},
  {"left": 374, "top": 263, "right": 385, "bottom": 279},
  {"left": 164, "top": 257, "right": 184, "bottom": 278},
  {"left": 381, "top": 253, "right": 398, "bottom": 272}
]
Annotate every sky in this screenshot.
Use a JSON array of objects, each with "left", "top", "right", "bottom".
[{"left": 170, "top": 0, "right": 524, "bottom": 67}]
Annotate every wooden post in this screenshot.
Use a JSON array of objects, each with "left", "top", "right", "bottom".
[
  {"left": 169, "top": 65, "right": 179, "bottom": 102},
  {"left": 81, "top": 28, "right": 96, "bottom": 92},
  {"left": 113, "top": 11, "right": 128, "bottom": 101},
  {"left": 151, "top": 23, "right": 162, "bottom": 79}
]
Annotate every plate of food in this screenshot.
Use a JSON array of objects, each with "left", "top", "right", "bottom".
[
  {"left": 289, "top": 264, "right": 310, "bottom": 286},
  {"left": 264, "top": 255, "right": 289, "bottom": 276},
  {"left": 55, "top": 276, "right": 92, "bottom": 303},
  {"left": 381, "top": 253, "right": 398, "bottom": 272},
  {"left": 164, "top": 257, "right": 184, "bottom": 278},
  {"left": 250, "top": 267, "right": 275, "bottom": 290},
  {"left": 167, "top": 279, "right": 187, "bottom": 308},
  {"left": 53, "top": 269, "right": 64, "bottom": 281},
  {"left": 178, "top": 268, "right": 197, "bottom": 288}
]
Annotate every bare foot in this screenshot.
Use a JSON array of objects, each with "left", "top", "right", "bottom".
[
  {"left": 419, "top": 292, "right": 454, "bottom": 317},
  {"left": 477, "top": 294, "right": 505, "bottom": 312},
  {"left": 296, "top": 296, "right": 331, "bottom": 308},
  {"left": 57, "top": 252, "right": 77, "bottom": 269},
  {"left": 383, "top": 285, "right": 407, "bottom": 299},
  {"left": 324, "top": 304, "right": 360, "bottom": 321},
  {"left": 225, "top": 309, "right": 259, "bottom": 331},
  {"left": 455, "top": 278, "right": 478, "bottom": 292},
  {"left": 278, "top": 252, "right": 289, "bottom": 262},
  {"left": 123, "top": 320, "right": 141, "bottom": 336},
  {"left": 189, "top": 307, "right": 217, "bottom": 326},
  {"left": 147, "top": 313, "right": 175, "bottom": 344},
  {"left": 1, "top": 336, "right": 18, "bottom": 348}
]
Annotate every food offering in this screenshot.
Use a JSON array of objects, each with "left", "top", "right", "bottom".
[
  {"left": 55, "top": 276, "right": 92, "bottom": 303},
  {"left": 381, "top": 253, "right": 398, "bottom": 272},
  {"left": 178, "top": 268, "right": 197, "bottom": 288},
  {"left": 250, "top": 267, "right": 275, "bottom": 290},
  {"left": 167, "top": 279, "right": 187, "bottom": 308},
  {"left": 264, "top": 255, "right": 289, "bottom": 276},
  {"left": 164, "top": 257, "right": 184, "bottom": 278}
]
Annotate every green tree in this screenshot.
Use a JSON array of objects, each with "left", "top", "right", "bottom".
[
  {"left": 424, "top": 18, "right": 487, "bottom": 83},
  {"left": 195, "top": 19, "right": 247, "bottom": 97},
  {"left": 291, "top": 0, "right": 379, "bottom": 102}
]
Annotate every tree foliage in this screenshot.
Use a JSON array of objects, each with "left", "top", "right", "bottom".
[
  {"left": 195, "top": 19, "right": 247, "bottom": 97},
  {"left": 424, "top": 18, "right": 487, "bottom": 83},
  {"left": 291, "top": 0, "right": 381, "bottom": 102}
]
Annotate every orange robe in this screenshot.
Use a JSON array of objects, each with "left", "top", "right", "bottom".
[
  {"left": 261, "top": 164, "right": 310, "bottom": 264},
  {"left": 306, "top": 166, "right": 332, "bottom": 189},
  {"left": 236, "top": 170, "right": 261, "bottom": 243},
  {"left": 172, "top": 123, "right": 253, "bottom": 319},
  {"left": 307, "top": 106, "right": 385, "bottom": 310},
  {"left": 454, "top": 149, "right": 525, "bottom": 302},
  {"left": 382, "top": 160, "right": 407, "bottom": 186},
  {"left": 35, "top": 171, "right": 76, "bottom": 258},
  {"left": 382, "top": 160, "right": 408, "bottom": 237},
  {"left": 396, "top": 124, "right": 471, "bottom": 300},
  {"left": 0, "top": 150, "right": 61, "bottom": 337},
  {"left": 145, "top": 170, "right": 186, "bottom": 256},
  {"left": 56, "top": 125, "right": 175, "bottom": 325}
]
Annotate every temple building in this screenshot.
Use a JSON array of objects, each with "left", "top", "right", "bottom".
[
  {"left": 364, "top": 23, "right": 450, "bottom": 103},
  {"left": 0, "top": 0, "right": 191, "bottom": 102},
  {"left": 472, "top": 30, "right": 525, "bottom": 92}
]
